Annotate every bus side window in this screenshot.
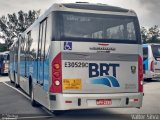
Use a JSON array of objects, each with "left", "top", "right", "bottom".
[
  {"left": 30, "top": 25, "right": 39, "bottom": 60},
  {"left": 38, "top": 22, "right": 43, "bottom": 60},
  {"left": 44, "top": 16, "right": 51, "bottom": 59},
  {"left": 42, "top": 19, "right": 47, "bottom": 60},
  {"left": 38, "top": 18, "right": 48, "bottom": 61}
]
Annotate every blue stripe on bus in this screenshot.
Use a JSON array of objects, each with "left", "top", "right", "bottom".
[
  {"left": 143, "top": 59, "right": 149, "bottom": 70},
  {"left": 10, "top": 58, "right": 49, "bottom": 92}
]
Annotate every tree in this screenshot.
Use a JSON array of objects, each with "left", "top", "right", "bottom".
[
  {"left": 0, "top": 10, "right": 40, "bottom": 52},
  {"left": 141, "top": 25, "right": 160, "bottom": 43},
  {"left": 147, "top": 25, "right": 160, "bottom": 43},
  {"left": 141, "top": 26, "right": 148, "bottom": 43}
]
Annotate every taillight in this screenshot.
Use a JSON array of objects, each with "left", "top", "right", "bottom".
[
  {"left": 50, "top": 53, "right": 62, "bottom": 93},
  {"left": 150, "top": 60, "right": 154, "bottom": 72},
  {"left": 138, "top": 55, "right": 143, "bottom": 92}
]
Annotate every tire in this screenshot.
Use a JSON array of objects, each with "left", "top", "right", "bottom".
[
  {"left": 9, "top": 71, "right": 14, "bottom": 83},
  {"left": 10, "top": 80, "right": 14, "bottom": 83},
  {"left": 10, "top": 76, "right": 14, "bottom": 83},
  {"left": 15, "top": 83, "right": 19, "bottom": 88},
  {"left": 14, "top": 72, "right": 19, "bottom": 88}
]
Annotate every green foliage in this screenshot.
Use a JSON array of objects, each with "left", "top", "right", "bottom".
[
  {"left": 141, "top": 26, "right": 148, "bottom": 43},
  {"left": 141, "top": 25, "right": 160, "bottom": 44},
  {"left": 0, "top": 10, "right": 40, "bottom": 52}
]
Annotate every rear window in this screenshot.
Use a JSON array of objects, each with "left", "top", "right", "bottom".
[
  {"left": 151, "top": 45, "right": 160, "bottom": 60},
  {"left": 54, "top": 12, "right": 141, "bottom": 44}
]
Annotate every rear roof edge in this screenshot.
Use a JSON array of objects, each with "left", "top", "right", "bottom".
[{"left": 62, "top": 3, "right": 129, "bottom": 13}]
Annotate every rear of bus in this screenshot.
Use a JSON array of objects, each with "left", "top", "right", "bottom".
[
  {"left": 49, "top": 3, "right": 143, "bottom": 110},
  {"left": 0, "top": 53, "right": 9, "bottom": 75}
]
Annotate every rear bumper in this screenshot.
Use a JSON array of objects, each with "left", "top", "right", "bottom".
[
  {"left": 151, "top": 72, "right": 160, "bottom": 79},
  {"left": 143, "top": 71, "right": 152, "bottom": 79},
  {"left": 0, "top": 69, "right": 8, "bottom": 74},
  {"left": 49, "top": 93, "right": 143, "bottom": 110},
  {"left": 144, "top": 71, "right": 160, "bottom": 79},
  {"left": 2, "top": 70, "right": 8, "bottom": 74}
]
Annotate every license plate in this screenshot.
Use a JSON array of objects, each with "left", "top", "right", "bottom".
[
  {"left": 96, "top": 99, "right": 112, "bottom": 105},
  {"left": 63, "top": 79, "right": 82, "bottom": 90}
]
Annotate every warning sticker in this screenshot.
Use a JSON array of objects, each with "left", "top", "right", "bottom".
[{"left": 63, "top": 79, "right": 82, "bottom": 90}]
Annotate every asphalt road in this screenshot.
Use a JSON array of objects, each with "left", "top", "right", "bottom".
[{"left": 0, "top": 76, "right": 160, "bottom": 120}]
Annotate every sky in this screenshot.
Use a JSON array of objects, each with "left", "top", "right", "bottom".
[{"left": 0, "top": 0, "right": 159, "bottom": 28}]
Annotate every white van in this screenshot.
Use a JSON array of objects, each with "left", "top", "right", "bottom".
[{"left": 143, "top": 44, "right": 160, "bottom": 80}]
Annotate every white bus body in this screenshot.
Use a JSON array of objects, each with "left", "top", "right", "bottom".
[
  {"left": 143, "top": 44, "right": 160, "bottom": 80},
  {"left": 9, "top": 3, "right": 143, "bottom": 113}
]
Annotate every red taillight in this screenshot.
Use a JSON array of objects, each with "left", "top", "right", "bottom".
[
  {"left": 138, "top": 55, "right": 143, "bottom": 92},
  {"left": 50, "top": 53, "right": 62, "bottom": 93},
  {"left": 150, "top": 60, "right": 154, "bottom": 72}
]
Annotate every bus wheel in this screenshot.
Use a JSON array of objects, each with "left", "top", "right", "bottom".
[
  {"left": 14, "top": 77, "right": 19, "bottom": 88},
  {"left": 14, "top": 72, "right": 19, "bottom": 88},
  {"left": 15, "top": 83, "right": 19, "bottom": 88},
  {"left": 10, "top": 76, "right": 14, "bottom": 83},
  {"left": 10, "top": 80, "right": 14, "bottom": 83},
  {"left": 31, "top": 88, "right": 39, "bottom": 107}
]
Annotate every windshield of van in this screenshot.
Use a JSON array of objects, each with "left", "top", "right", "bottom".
[{"left": 57, "top": 12, "right": 141, "bottom": 44}]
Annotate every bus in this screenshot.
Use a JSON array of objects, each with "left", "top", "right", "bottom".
[
  {"left": 143, "top": 44, "right": 160, "bottom": 80},
  {"left": 0, "top": 51, "right": 9, "bottom": 75},
  {"left": 9, "top": 3, "right": 143, "bottom": 114}
]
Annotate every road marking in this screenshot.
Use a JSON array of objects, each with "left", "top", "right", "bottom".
[
  {"left": 2, "top": 82, "right": 55, "bottom": 117},
  {"left": 18, "top": 116, "right": 53, "bottom": 119},
  {"left": 2, "top": 82, "right": 30, "bottom": 100},
  {"left": 41, "top": 106, "right": 55, "bottom": 117}
]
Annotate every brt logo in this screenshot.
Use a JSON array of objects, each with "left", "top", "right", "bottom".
[{"left": 89, "top": 63, "right": 120, "bottom": 78}]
